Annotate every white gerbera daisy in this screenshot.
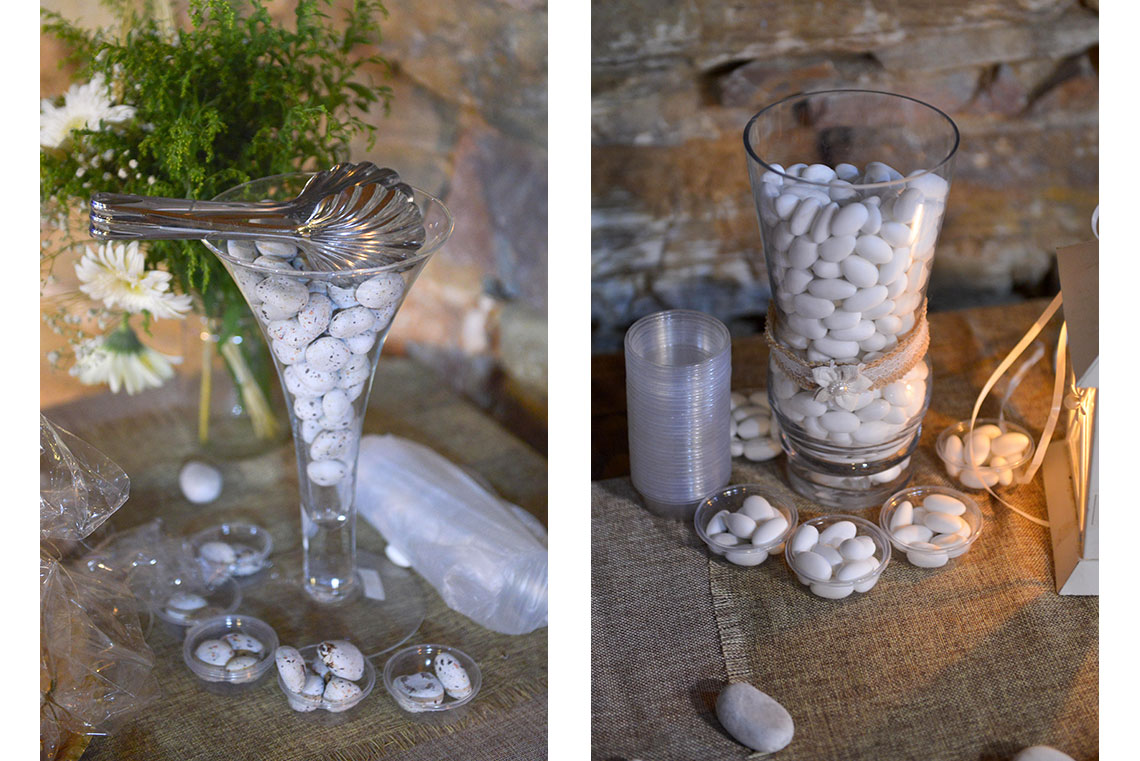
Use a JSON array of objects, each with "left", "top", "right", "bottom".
[
  {"left": 70, "top": 327, "right": 181, "bottom": 395},
  {"left": 75, "top": 241, "right": 193, "bottom": 319},
  {"left": 40, "top": 73, "right": 136, "bottom": 149}
]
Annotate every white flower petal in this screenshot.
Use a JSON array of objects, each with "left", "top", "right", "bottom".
[
  {"left": 75, "top": 242, "right": 192, "bottom": 319},
  {"left": 70, "top": 335, "right": 180, "bottom": 395},
  {"left": 40, "top": 74, "right": 135, "bottom": 149}
]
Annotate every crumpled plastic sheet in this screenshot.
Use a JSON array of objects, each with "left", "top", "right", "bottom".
[
  {"left": 40, "top": 415, "right": 129, "bottom": 543},
  {"left": 81, "top": 519, "right": 204, "bottom": 612},
  {"left": 41, "top": 552, "right": 160, "bottom": 761},
  {"left": 39, "top": 415, "right": 159, "bottom": 761}
]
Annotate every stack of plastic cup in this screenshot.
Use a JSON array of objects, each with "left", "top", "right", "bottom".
[{"left": 625, "top": 309, "right": 732, "bottom": 520}]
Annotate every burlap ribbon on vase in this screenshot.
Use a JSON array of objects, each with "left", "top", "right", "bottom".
[{"left": 765, "top": 301, "right": 930, "bottom": 411}]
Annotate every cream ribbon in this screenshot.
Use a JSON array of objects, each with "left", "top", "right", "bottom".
[{"left": 963, "top": 293, "right": 1066, "bottom": 527}]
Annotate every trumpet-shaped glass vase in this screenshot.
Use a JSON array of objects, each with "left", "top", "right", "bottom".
[
  {"left": 202, "top": 172, "right": 452, "bottom": 652},
  {"left": 743, "top": 90, "right": 958, "bottom": 508}
]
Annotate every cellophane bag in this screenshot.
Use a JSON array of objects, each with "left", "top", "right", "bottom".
[
  {"left": 39, "top": 415, "right": 159, "bottom": 761},
  {"left": 356, "top": 435, "right": 548, "bottom": 635}
]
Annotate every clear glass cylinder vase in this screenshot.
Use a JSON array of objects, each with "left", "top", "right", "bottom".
[
  {"left": 185, "top": 311, "right": 288, "bottom": 459},
  {"left": 743, "top": 90, "right": 959, "bottom": 508},
  {"left": 201, "top": 172, "right": 452, "bottom": 603}
]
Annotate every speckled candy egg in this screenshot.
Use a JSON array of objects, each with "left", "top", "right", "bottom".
[
  {"left": 326, "top": 283, "right": 359, "bottom": 309},
  {"left": 254, "top": 240, "right": 298, "bottom": 258},
  {"left": 394, "top": 672, "right": 445, "bottom": 707},
  {"left": 195, "top": 639, "right": 234, "bottom": 666},
  {"left": 225, "top": 654, "right": 260, "bottom": 671},
  {"left": 307, "top": 459, "right": 348, "bottom": 487},
  {"left": 222, "top": 632, "right": 265, "bottom": 655},
  {"left": 354, "top": 273, "right": 404, "bottom": 309},
  {"left": 300, "top": 673, "right": 325, "bottom": 697},
  {"left": 317, "top": 639, "right": 365, "bottom": 681},
  {"left": 166, "top": 591, "right": 207, "bottom": 615},
  {"left": 328, "top": 306, "right": 375, "bottom": 339},
  {"left": 231, "top": 544, "right": 263, "bottom": 576},
  {"left": 275, "top": 646, "right": 307, "bottom": 693},
  {"left": 323, "top": 677, "right": 364, "bottom": 705},
  {"left": 433, "top": 652, "right": 472, "bottom": 699}
]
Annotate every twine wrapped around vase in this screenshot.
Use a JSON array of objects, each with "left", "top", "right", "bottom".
[{"left": 765, "top": 301, "right": 930, "bottom": 411}]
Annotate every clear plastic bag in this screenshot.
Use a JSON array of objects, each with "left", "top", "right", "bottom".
[
  {"left": 40, "top": 415, "right": 130, "bottom": 543},
  {"left": 41, "top": 551, "right": 160, "bottom": 760},
  {"left": 39, "top": 416, "right": 159, "bottom": 761},
  {"left": 355, "top": 435, "right": 548, "bottom": 635}
]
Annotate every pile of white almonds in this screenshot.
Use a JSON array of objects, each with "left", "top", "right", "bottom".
[
  {"left": 730, "top": 391, "right": 781, "bottom": 462},
  {"left": 886, "top": 492, "right": 975, "bottom": 568},
  {"left": 755, "top": 161, "right": 947, "bottom": 364},
  {"left": 702, "top": 493, "right": 790, "bottom": 567},
  {"left": 940, "top": 423, "right": 1032, "bottom": 489},
  {"left": 786, "top": 519, "right": 885, "bottom": 599}
]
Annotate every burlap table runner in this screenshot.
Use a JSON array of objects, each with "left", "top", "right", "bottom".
[
  {"left": 592, "top": 300, "right": 1098, "bottom": 761},
  {"left": 44, "top": 357, "right": 548, "bottom": 761}
]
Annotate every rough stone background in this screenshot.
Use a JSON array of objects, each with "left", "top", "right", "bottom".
[
  {"left": 41, "top": 0, "right": 548, "bottom": 447},
  {"left": 591, "top": 0, "right": 1098, "bottom": 352}
]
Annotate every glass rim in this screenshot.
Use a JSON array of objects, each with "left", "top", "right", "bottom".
[
  {"left": 742, "top": 88, "right": 961, "bottom": 191},
  {"left": 624, "top": 309, "right": 731, "bottom": 368},
  {"left": 203, "top": 171, "right": 454, "bottom": 279}
]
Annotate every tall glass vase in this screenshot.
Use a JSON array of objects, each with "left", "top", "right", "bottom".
[
  {"left": 743, "top": 90, "right": 959, "bottom": 508},
  {"left": 201, "top": 173, "right": 452, "bottom": 626}
]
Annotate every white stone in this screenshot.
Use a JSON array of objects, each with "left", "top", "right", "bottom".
[{"left": 715, "top": 683, "right": 795, "bottom": 753}]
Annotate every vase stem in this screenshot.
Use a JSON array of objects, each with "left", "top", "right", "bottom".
[{"left": 301, "top": 506, "right": 358, "bottom": 603}]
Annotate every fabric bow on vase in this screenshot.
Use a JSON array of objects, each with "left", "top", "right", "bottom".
[{"left": 811, "top": 363, "right": 873, "bottom": 411}]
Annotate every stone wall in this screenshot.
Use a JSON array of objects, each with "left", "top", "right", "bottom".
[
  {"left": 41, "top": 0, "right": 548, "bottom": 441},
  {"left": 592, "top": 0, "right": 1098, "bottom": 351}
]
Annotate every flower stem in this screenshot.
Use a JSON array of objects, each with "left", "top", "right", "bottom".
[
  {"left": 219, "top": 340, "right": 280, "bottom": 441},
  {"left": 198, "top": 325, "right": 212, "bottom": 445}
]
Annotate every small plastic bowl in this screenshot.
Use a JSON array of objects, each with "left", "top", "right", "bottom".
[
  {"left": 694, "top": 485, "right": 797, "bottom": 566},
  {"left": 154, "top": 576, "right": 241, "bottom": 627},
  {"left": 183, "top": 614, "right": 278, "bottom": 685},
  {"left": 383, "top": 644, "right": 481, "bottom": 714},
  {"left": 879, "top": 485, "right": 983, "bottom": 568},
  {"left": 188, "top": 522, "right": 273, "bottom": 582},
  {"left": 936, "top": 418, "right": 1035, "bottom": 491},
  {"left": 784, "top": 515, "right": 891, "bottom": 599},
  {"left": 277, "top": 643, "right": 376, "bottom": 714}
]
